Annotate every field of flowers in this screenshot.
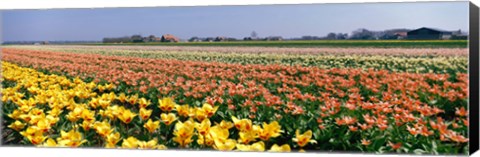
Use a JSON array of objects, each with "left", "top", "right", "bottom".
[
  {"left": 6, "top": 46, "right": 468, "bottom": 74},
  {"left": 1, "top": 46, "right": 469, "bottom": 154}
]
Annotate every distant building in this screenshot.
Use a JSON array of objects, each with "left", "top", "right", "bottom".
[
  {"left": 407, "top": 27, "right": 453, "bottom": 40},
  {"left": 147, "top": 35, "right": 161, "bottom": 42},
  {"left": 161, "top": 34, "right": 180, "bottom": 42},
  {"left": 393, "top": 32, "right": 408, "bottom": 39},
  {"left": 188, "top": 37, "right": 201, "bottom": 42},
  {"left": 450, "top": 29, "right": 468, "bottom": 40},
  {"left": 214, "top": 36, "right": 226, "bottom": 42},
  {"left": 204, "top": 37, "right": 215, "bottom": 42}
]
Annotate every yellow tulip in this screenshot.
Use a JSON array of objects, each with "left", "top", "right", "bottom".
[
  {"left": 8, "top": 120, "right": 26, "bottom": 131},
  {"left": 20, "top": 127, "right": 46, "bottom": 145},
  {"left": 194, "top": 108, "right": 208, "bottom": 122},
  {"left": 105, "top": 83, "right": 115, "bottom": 90},
  {"left": 105, "top": 132, "right": 121, "bottom": 146},
  {"left": 209, "top": 126, "right": 230, "bottom": 142},
  {"left": 118, "top": 109, "right": 137, "bottom": 124},
  {"left": 231, "top": 116, "right": 253, "bottom": 132},
  {"left": 156, "top": 144, "right": 168, "bottom": 150},
  {"left": 197, "top": 133, "right": 215, "bottom": 146},
  {"left": 138, "top": 139, "right": 158, "bottom": 149},
  {"left": 138, "top": 98, "right": 151, "bottom": 108},
  {"left": 292, "top": 129, "right": 317, "bottom": 147},
  {"left": 106, "top": 105, "right": 120, "bottom": 119},
  {"left": 28, "top": 114, "right": 45, "bottom": 126},
  {"left": 56, "top": 129, "right": 87, "bottom": 147},
  {"left": 18, "top": 104, "right": 33, "bottom": 113},
  {"left": 213, "top": 139, "right": 236, "bottom": 151},
  {"left": 46, "top": 115, "right": 59, "bottom": 126},
  {"left": 94, "top": 120, "right": 114, "bottom": 137},
  {"left": 108, "top": 92, "right": 117, "bottom": 101},
  {"left": 195, "top": 119, "right": 211, "bottom": 135},
  {"left": 105, "top": 143, "right": 117, "bottom": 148},
  {"left": 269, "top": 144, "right": 291, "bottom": 152},
  {"left": 81, "top": 120, "right": 93, "bottom": 131},
  {"left": 29, "top": 108, "right": 44, "bottom": 116},
  {"left": 117, "top": 93, "right": 127, "bottom": 103},
  {"left": 159, "top": 97, "right": 176, "bottom": 112},
  {"left": 122, "top": 136, "right": 139, "bottom": 149},
  {"left": 143, "top": 119, "right": 160, "bottom": 133},
  {"left": 66, "top": 107, "right": 83, "bottom": 122},
  {"left": 76, "top": 91, "right": 90, "bottom": 99},
  {"left": 128, "top": 94, "right": 138, "bottom": 105},
  {"left": 7, "top": 109, "right": 22, "bottom": 120},
  {"left": 258, "top": 121, "right": 283, "bottom": 141},
  {"left": 41, "top": 138, "right": 58, "bottom": 147},
  {"left": 98, "top": 85, "right": 106, "bottom": 92},
  {"left": 47, "top": 107, "right": 62, "bottom": 117},
  {"left": 34, "top": 118, "right": 51, "bottom": 133},
  {"left": 202, "top": 103, "right": 219, "bottom": 117},
  {"left": 66, "top": 90, "right": 76, "bottom": 99},
  {"left": 89, "top": 97, "right": 100, "bottom": 109},
  {"left": 98, "top": 99, "right": 111, "bottom": 109},
  {"left": 29, "top": 134, "right": 48, "bottom": 145},
  {"left": 98, "top": 109, "right": 107, "bottom": 118},
  {"left": 217, "top": 120, "right": 234, "bottom": 130},
  {"left": 173, "top": 119, "right": 195, "bottom": 147},
  {"left": 238, "top": 129, "right": 258, "bottom": 144},
  {"left": 81, "top": 109, "right": 96, "bottom": 122},
  {"left": 139, "top": 107, "right": 152, "bottom": 121},
  {"left": 236, "top": 141, "right": 265, "bottom": 152},
  {"left": 175, "top": 104, "right": 191, "bottom": 117},
  {"left": 161, "top": 113, "right": 177, "bottom": 126}
]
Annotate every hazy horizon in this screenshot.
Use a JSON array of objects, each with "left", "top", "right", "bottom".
[{"left": 1, "top": 1, "right": 469, "bottom": 41}]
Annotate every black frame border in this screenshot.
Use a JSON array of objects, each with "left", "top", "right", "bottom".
[{"left": 469, "top": 1, "right": 479, "bottom": 155}]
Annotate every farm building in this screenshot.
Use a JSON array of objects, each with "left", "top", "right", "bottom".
[
  {"left": 204, "top": 37, "right": 215, "bottom": 42},
  {"left": 161, "top": 34, "right": 180, "bottom": 42},
  {"left": 215, "top": 36, "right": 226, "bottom": 42},
  {"left": 147, "top": 35, "right": 161, "bottom": 42},
  {"left": 188, "top": 37, "right": 201, "bottom": 42},
  {"left": 393, "top": 32, "right": 408, "bottom": 39},
  {"left": 407, "top": 27, "right": 453, "bottom": 40}
]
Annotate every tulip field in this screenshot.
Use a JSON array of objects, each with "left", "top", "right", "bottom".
[{"left": 1, "top": 45, "right": 469, "bottom": 154}]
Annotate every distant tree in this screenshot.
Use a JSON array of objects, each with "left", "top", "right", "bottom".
[
  {"left": 147, "top": 35, "right": 157, "bottom": 42},
  {"left": 350, "top": 28, "right": 375, "bottom": 40},
  {"left": 204, "top": 37, "right": 215, "bottom": 42},
  {"left": 336, "top": 33, "right": 348, "bottom": 40},
  {"left": 251, "top": 31, "right": 258, "bottom": 39},
  {"left": 301, "top": 36, "right": 321, "bottom": 40},
  {"left": 131, "top": 35, "right": 145, "bottom": 43},
  {"left": 326, "top": 33, "right": 337, "bottom": 40},
  {"left": 189, "top": 36, "right": 200, "bottom": 42}
]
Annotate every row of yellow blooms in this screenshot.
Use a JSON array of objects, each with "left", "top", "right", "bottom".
[{"left": 3, "top": 61, "right": 315, "bottom": 152}]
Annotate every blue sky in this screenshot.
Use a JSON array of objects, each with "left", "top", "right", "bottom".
[{"left": 1, "top": 1, "right": 469, "bottom": 41}]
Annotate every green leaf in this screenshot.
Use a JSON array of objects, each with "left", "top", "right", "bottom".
[{"left": 413, "top": 149, "right": 426, "bottom": 154}]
